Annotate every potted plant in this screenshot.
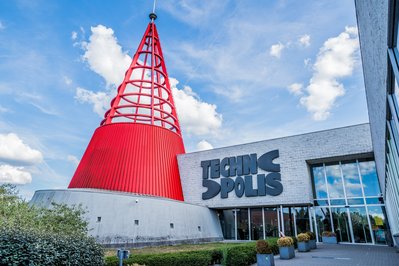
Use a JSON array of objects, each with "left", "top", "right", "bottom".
[
  {"left": 322, "top": 231, "right": 337, "bottom": 244},
  {"left": 296, "top": 233, "right": 310, "bottom": 252},
  {"left": 277, "top": 236, "right": 295, "bottom": 259},
  {"left": 306, "top": 231, "right": 317, "bottom": 249},
  {"left": 256, "top": 240, "right": 274, "bottom": 266}
]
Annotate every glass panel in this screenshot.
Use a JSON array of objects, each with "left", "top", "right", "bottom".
[
  {"left": 367, "top": 206, "right": 388, "bottom": 245},
  {"left": 314, "top": 200, "right": 329, "bottom": 206},
  {"left": 330, "top": 199, "right": 346, "bottom": 205},
  {"left": 294, "top": 207, "right": 310, "bottom": 234},
  {"left": 282, "top": 207, "right": 294, "bottom": 236},
  {"left": 331, "top": 207, "right": 351, "bottom": 242},
  {"left": 392, "top": 76, "right": 399, "bottom": 117},
  {"left": 315, "top": 207, "right": 332, "bottom": 241},
  {"left": 219, "top": 210, "right": 236, "bottom": 240},
  {"left": 342, "top": 162, "right": 363, "bottom": 197},
  {"left": 312, "top": 166, "right": 327, "bottom": 198},
  {"left": 359, "top": 161, "right": 381, "bottom": 197},
  {"left": 347, "top": 198, "right": 365, "bottom": 205},
  {"left": 264, "top": 208, "right": 279, "bottom": 238},
  {"left": 250, "top": 208, "right": 263, "bottom": 240},
  {"left": 366, "top": 197, "right": 383, "bottom": 204},
  {"left": 237, "top": 208, "right": 249, "bottom": 240},
  {"left": 349, "top": 207, "right": 372, "bottom": 243},
  {"left": 325, "top": 164, "right": 345, "bottom": 198}
]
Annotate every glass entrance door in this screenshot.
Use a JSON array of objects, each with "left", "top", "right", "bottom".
[
  {"left": 349, "top": 207, "right": 372, "bottom": 243},
  {"left": 331, "top": 207, "right": 351, "bottom": 242},
  {"left": 250, "top": 208, "right": 263, "bottom": 240}
]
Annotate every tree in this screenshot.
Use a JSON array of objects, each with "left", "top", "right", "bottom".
[{"left": 0, "top": 184, "right": 104, "bottom": 265}]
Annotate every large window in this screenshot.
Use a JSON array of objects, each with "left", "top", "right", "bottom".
[{"left": 311, "top": 160, "right": 388, "bottom": 245}]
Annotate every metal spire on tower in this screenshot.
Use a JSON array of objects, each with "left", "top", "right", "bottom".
[{"left": 68, "top": 11, "right": 186, "bottom": 201}]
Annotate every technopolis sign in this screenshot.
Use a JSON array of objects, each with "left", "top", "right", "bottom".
[{"left": 200, "top": 150, "right": 283, "bottom": 200}]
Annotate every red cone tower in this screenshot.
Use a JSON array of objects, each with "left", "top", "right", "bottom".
[{"left": 68, "top": 13, "right": 185, "bottom": 201}]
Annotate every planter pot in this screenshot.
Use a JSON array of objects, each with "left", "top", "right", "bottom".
[
  {"left": 322, "top": 236, "right": 337, "bottom": 244},
  {"left": 309, "top": 239, "right": 317, "bottom": 249},
  {"left": 297, "top": 241, "right": 310, "bottom": 252},
  {"left": 279, "top": 246, "right": 295, "bottom": 259},
  {"left": 256, "top": 253, "right": 275, "bottom": 266}
]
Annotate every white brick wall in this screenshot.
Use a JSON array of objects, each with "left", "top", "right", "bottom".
[{"left": 178, "top": 124, "right": 373, "bottom": 208}]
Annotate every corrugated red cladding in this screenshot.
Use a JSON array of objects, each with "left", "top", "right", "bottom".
[{"left": 68, "top": 123, "right": 185, "bottom": 201}]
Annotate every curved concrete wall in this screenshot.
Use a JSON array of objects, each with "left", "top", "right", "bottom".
[{"left": 30, "top": 189, "right": 223, "bottom": 247}]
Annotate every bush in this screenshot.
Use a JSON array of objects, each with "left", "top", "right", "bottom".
[
  {"left": 222, "top": 243, "right": 257, "bottom": 266},
  {"left": 322, "top": 231, "right": 336, "bottom": 237},
  {"left": 277, "top": 237, "right": 294, "bottom": 247},
  {"left": 105, "top": 250, "right": 213, "bottom": 266},
  {"left": 256, "top": 240, "right": 271, "bottom": 254},
  {"left": 306, "top": 231, "right": 316, "bottom": 240},
  {"left": 0, "top": 227, "right": 104, "bottom": 265},
  {"left": 297, "top": 233, "right": 310, "bottom": 242}
]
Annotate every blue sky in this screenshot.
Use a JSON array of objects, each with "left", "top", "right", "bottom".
[{"left": 0, "top": 0, "right": 368, "bottom": 199}]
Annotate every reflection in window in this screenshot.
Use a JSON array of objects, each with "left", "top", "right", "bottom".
[
  {"left": 359, "top": 161, "right": 381, "bottom": 196},
  {"left": 282, "top": 207, "right": 294, "bottom": 237},
  {"left": 313, "top": 166, "right": 327, "bottom": 198},
  {"left": 325, "top": 164, "right": 345, "bottom": 198},
  {"left": 294, "top": 207, "right": 310, "bottom": 234},
  {"left": 219, "top": 210, "right": 236, "bottom": 240},
  {"left": 331, "top": 207, "right": 351, "bottom": 242},
  {"left": 237, "top": 208, "right": 249, "bottom": 240},
  {"left": 264, "top": 208, "right": 279, "bottom": 238},
  {"left": 250, "top": 208, "right": 263, "bottom": 240},
  {"left": 368, "top": 206, "right": 388, "bottom": 245},
  {"left": 315, "top": 207, "right": 332, "bottom": 241},
  {"left": 349, "top": 207, "right": 372, "bottom": 243},
  {"left": 342, "top": 162, "right": 363, "bottom": 197}
]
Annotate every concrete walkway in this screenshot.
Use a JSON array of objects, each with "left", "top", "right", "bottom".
[{"left": 252, "top": 243, "right": 399, "bottom": 266}]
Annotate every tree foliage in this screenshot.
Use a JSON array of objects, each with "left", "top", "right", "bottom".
[{"left": 0, "top": 184, "right": 104, "bottom": 265}]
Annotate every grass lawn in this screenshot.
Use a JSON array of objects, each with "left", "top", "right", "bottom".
[{"left": 104, "top": 241, "right": 255, "bottom": 257}]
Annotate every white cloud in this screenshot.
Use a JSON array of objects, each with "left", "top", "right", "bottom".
[
  {"left": 196, "top": 140, "right": 213, "bottom": 151},
  {"left": 170, "top": 78, "right": 222, "bottom": 135},
  {"left": 0, "top": 164, "right": 32, "bottom": 185},
  {"left": 81, "top": 25, "right": 131, "bottom": 86},
  {"left": 288, "top": 83, "right": 303, "bottom": 96},
  {"left": 299, "top": 34, "right": 311, "bottom": 47},
  {"left": 270, "top": 43, "right": 285, "bottom": 58},
  {"left": 67, "top": 155, "right": 79, "bottom": 167},
  {"left": 75, "top": 87, "right": 112, "bottom": 117},
  {"left": 0, "top": 133, "right": 43, "bottom": 165},
  {"left": 304, "top": 58, "right": 311, "bottom": 67},
  {"left": 0, "top": 21, "right": 5, "bottom": 31},
  {"left": 71, "top": 31, "right": 77, "bottom": 40},
  {"left": 0, "top": 104, "right": 9, "bottom": 113},
  {"left": 63, "top": 76, "right": 72, "bottom": 85},
  {"left": 300, "top": 26, "right": 359, "bottom": 120}
]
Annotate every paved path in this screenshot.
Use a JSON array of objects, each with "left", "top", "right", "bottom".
[{"left": 252, "top": 244, "right": 399, "bottom": 266}]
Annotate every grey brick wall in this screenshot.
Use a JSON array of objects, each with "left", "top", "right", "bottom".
[
  {"left": 355, "top": 0, "right": 388, "bottom": 193},
  {"left": 178, "top": 124, "right": 373, "bottom": 208}
]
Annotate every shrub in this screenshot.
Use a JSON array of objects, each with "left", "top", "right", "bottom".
[
  {"left": 322, "top": 231, "right": 336, "bottom": 237},
  {"left": 297, "top": 233, "right": 310, "bottom": 242},
  {"left": 306, "top": 231, "right": 316, "bottom": 240},
  {"left": 105, "top": 250, "right": 213, "bottom": 266},
  {"left": 222, "top": 243, "right": 257, "bottom": 266},
  {"left": 277, "top": 237, "right": 294, "bottom": 247},
  {"left": 256, "top": 240, "right": 272, "bottom": 254},
  {"left": 0, "top": 227, "right": 104, "bottom": 265}
]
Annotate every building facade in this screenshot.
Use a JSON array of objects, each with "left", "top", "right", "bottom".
[
  {"left": 178, "top": 124, "right": 390, "bottom": 245},
  {"left": 355, "top": 0, "right": 399, "bottom": 241}
]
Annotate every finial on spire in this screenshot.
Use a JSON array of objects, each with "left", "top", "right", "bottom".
[{"left": 149, "top": 12, "right": 157, "bottom": 21}]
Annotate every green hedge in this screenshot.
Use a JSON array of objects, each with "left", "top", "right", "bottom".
[
  {"left": 0, "top": 227, "right": 104, "bottom": 265},
  {"left": 105, "top": 239, "right": 279, "bottom": 266},
  {"left": 105, "top": 250, "right": 214, "bottom": 266}
]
